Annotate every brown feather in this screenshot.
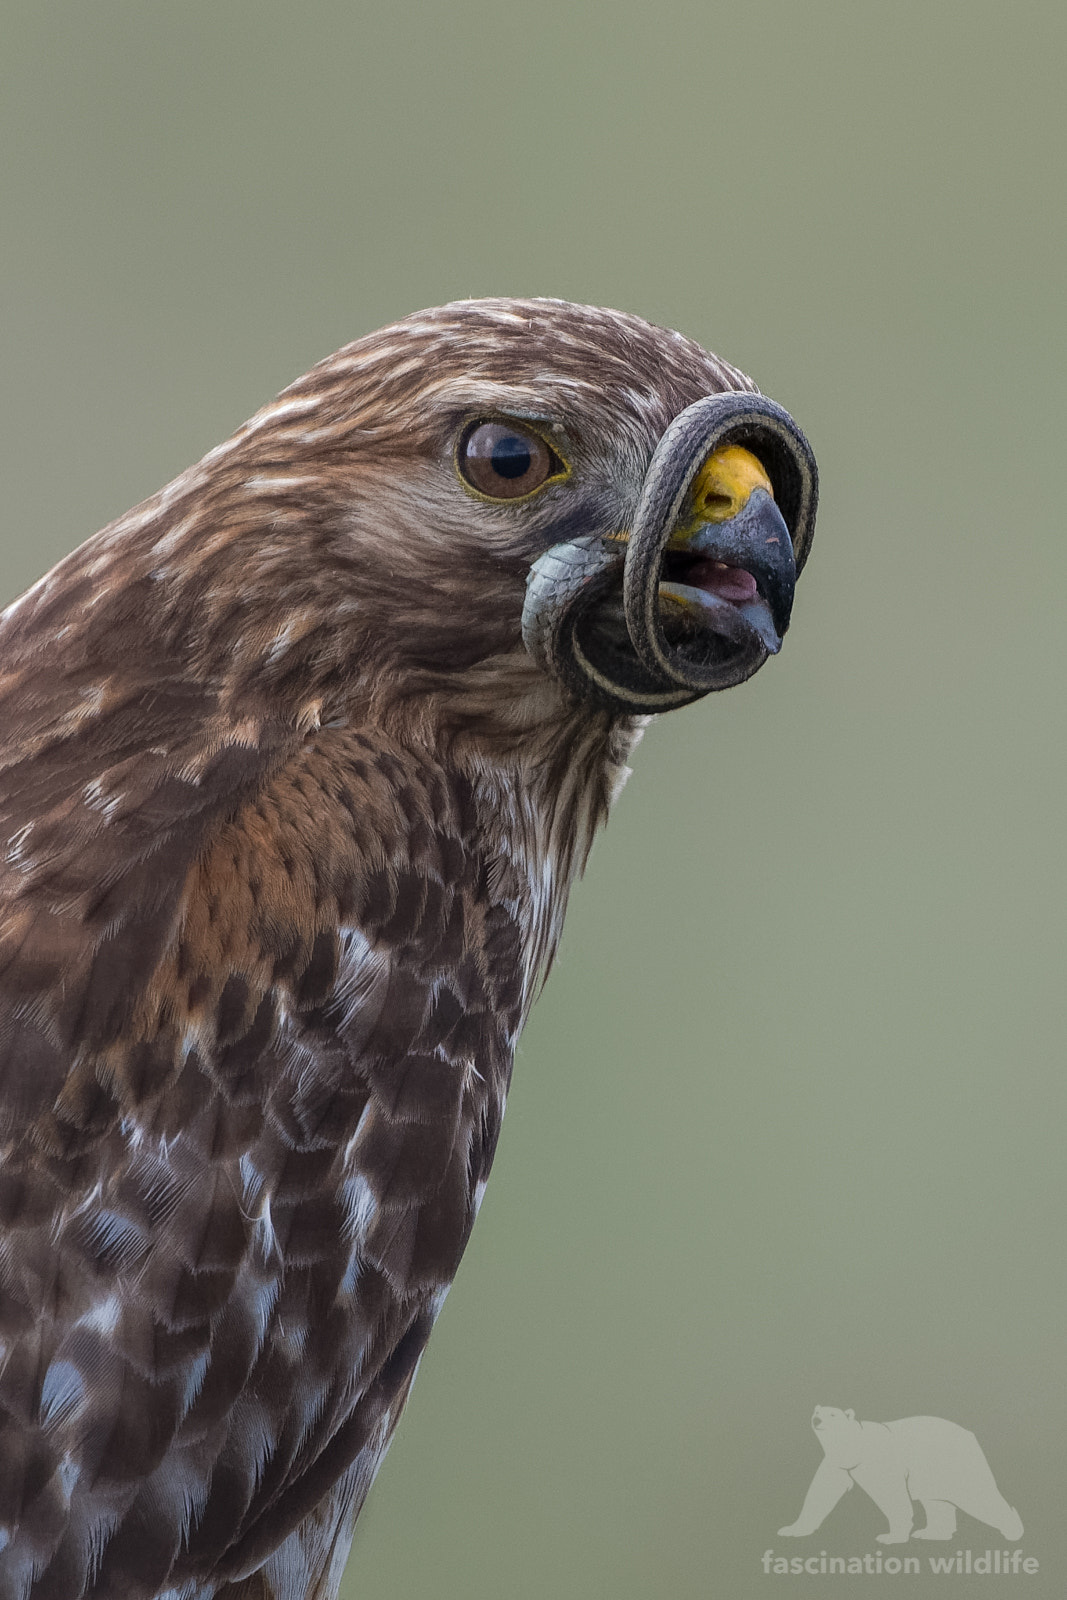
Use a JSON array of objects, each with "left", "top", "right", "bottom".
[{"left": 0, "top": 297, "right": 759, "bottom": 1598}]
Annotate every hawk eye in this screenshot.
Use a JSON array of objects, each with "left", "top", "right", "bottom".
[{"left": 457, "top": 420, "right": 563, "bottom": 500}]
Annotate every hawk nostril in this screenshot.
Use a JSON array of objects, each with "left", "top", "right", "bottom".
[{"left": 697, "top": 490, "right": 736, "bottom": 520}]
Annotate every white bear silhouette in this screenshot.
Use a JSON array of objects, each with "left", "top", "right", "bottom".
[{"left": 778, "top": 1406, "right": 1023, "bottom": 1545}]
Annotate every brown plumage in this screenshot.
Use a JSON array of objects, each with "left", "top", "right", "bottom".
[{"left": 0, "top": 299, "right": 816, "bottom": 1598}]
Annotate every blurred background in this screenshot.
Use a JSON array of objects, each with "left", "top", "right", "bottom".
[{"left": 3, "top": 2, "right": 1064, "bottom": 1594}]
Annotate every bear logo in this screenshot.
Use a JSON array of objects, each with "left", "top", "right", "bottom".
[{"left": 778, "top": 1406, "right": 1023, "bottom": 1545}]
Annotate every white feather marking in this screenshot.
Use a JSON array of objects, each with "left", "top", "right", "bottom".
[
  {"left": 5, "top": 821, "right": 34, "bottom": 867},
  {"left": 292, "top": 423, "right": 347, "bottom": 445},
  {"left": 242, "top": 394, "right": 321, "bottom": 431},
  {"left": 239, "top": 1153, "right": 266, "bottom": 1211},
  {"left": 81, "top": 778, "right": 124, "bottom": 820},
  {"left": 339, "top": 1245, "right": 361, "bottom": 1297},
  {"left": 118, "top": 1116, "right": 146, "bottom": 1152},
  {"left": 462, "top": 1058, "right": 484, "bottom": 1090},
  {"left": 179, "top": 1350, "right": 211, "bottom": 1414},
  {"left": 148, "top": 514, "right": 198, "bottom": 563},
  {"left": 245, "top": 1270, "right": 282, "bottom": 1347},
  {"left": 243, "top": 474, "right": 318, "bottom": 493},
  {"left": 330, "top": 927, "right": 390, "bottom": 1028},
  {"left": 340, "top": 1172, "right": 378, "bottom": 1241},
  {"left": 74, "top": 1293, "right": 121, "bottom": 1335},
  {"left": 253, "top": 1193, "right": 278, "bottom": 1260},
  {"left": 39, "top": 1361, "right": 86, "bottom": 1428},
  {"left": 343, "top": 1099, "right": 375, "bottom": 1166},
  {"left": 58, "top": 1179, "right": 105, "bottom": 1233}
]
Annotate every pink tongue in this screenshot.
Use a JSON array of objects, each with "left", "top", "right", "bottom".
[{"left": 683, "top": 559, "right": 759, "bottom": 603}]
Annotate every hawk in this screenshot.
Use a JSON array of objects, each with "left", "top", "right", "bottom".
[{"left": 0, "top": 300, "right": 816, "bottom": 1599}]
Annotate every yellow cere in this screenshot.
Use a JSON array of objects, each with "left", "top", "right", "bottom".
[
  {"left": 684, "top": 444, "right": 773, "bottom": 529},
  {"left": 606, "top": 445, "right": 771, "bottom": 551}
]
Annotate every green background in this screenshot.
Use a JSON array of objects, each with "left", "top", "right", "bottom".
[{"left": 3, "top": 3, "right": 1064, "bottom": 1595}]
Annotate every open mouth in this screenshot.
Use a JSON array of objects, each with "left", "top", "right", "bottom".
[
  {"left": 661, "top": 552, "right": 759, "bottom": 604},
  {"left": 657, "top": 552, "right": 775, "bottom": 665}
]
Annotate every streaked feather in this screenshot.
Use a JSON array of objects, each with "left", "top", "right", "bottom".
[{"left": 0, "top": 298, "right": 755, "bottom": 1597}]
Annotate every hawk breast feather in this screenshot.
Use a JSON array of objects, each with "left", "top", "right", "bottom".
[{"left": 0, "top": 299, "right": 815, "bottom": 1599}]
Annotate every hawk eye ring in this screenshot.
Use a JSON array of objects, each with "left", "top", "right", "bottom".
[{"left": 456, "top": 419, "right": 566, "bottom": 501}]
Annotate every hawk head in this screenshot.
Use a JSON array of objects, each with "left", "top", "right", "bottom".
[{"left": 40, "top": 299, "right": 814, "bottom": 754}]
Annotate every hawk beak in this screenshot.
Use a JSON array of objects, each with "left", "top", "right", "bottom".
[
  {"left": 665, "top": 488, "right": 796, "bottom": 655},
  {"left": 636, "top": 443, "right": 797, "bottom": 678},
  {"left": 522, "top": 391, "right": 817, "bottom": 713}
]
